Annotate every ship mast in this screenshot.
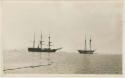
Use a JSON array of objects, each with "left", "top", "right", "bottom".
[
  {"left": 40, "top": 32, "right": 44, "bottom": 49},
  {"left": 84, "top": 35, "right": 87, "bottom": 50},
  {"left": 90, "top": 37, "right": 92, "bottom": 50},
  {"left": 33, "top": 32, "right": 35, "bottom": 48},
  {"left": 48, "top": 34, "right": 52, "bottom": 50}
]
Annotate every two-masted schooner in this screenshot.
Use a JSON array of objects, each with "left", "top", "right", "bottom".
[
  {"left": 78, "top": 35, "right": 95, "bottom": 54},
  {"left": 28, "top": 32, "right": 62, "bottom": 52}
]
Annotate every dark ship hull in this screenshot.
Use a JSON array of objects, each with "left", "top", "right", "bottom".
[
  {"left": 78, "top": 50, "right": 94, "bottom": 54},
  {"left": 28, "top": 48, "right": 61, "bottom": 52}
]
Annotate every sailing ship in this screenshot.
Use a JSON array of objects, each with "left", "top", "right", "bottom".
[
  {"left": 28, "top": 32, "right": 62, "bottom": 52},
  {"left": 78, "top": 35, "right": 95, "bottom": 54}
]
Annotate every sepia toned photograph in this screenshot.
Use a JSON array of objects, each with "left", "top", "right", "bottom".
[{"left": 1, "top": 0, "right": 123, "bottom": 75}]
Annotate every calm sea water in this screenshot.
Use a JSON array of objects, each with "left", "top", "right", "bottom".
[{"left": 3, "top": 50, "right": 122, "bottom": 74}]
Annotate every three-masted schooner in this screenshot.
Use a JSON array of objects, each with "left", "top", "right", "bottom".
[
  {"left": 28, "top": 32, "right": 62, "bottom": 52},
  {"left": 78, "top": 35, "right": 95, "bottom": 54}
]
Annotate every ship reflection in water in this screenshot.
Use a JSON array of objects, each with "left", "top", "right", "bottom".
[{"left": 3, "top": 50, "right": 122, "bottom": 74}]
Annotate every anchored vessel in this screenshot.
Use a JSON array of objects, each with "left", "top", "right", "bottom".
[
  {"left": 28, "top": 32, "right": 62, "bottom": 52},
  {"left": 78, "top": 35, "right": 95, "bottom": 54}
]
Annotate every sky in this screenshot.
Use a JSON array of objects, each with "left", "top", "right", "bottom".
[{"left": 2, "top": 0, "right": 123, "bottom": 54}]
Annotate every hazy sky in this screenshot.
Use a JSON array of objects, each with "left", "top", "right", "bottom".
[{"left": 2, "top": 0, "right": 123, "bottom": 54}]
